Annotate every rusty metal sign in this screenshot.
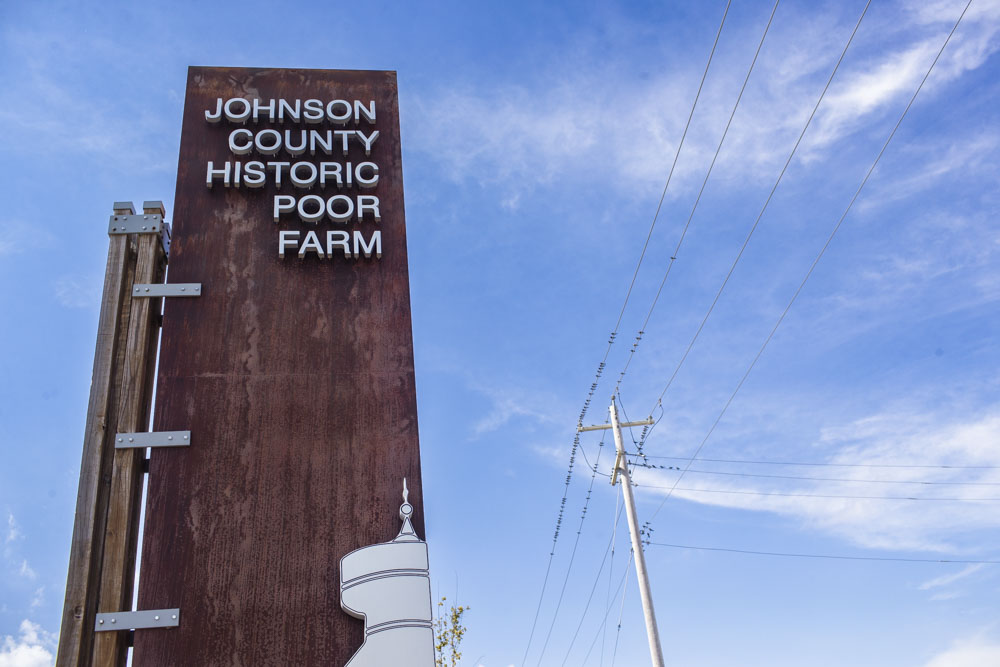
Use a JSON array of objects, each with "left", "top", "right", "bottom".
[{"left": 133, "top": 67, "right": 424, "bottom": 666}]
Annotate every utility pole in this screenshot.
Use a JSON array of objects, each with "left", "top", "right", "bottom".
[{"left": 580, "top": 397, "right": 664, "bottom": 667}]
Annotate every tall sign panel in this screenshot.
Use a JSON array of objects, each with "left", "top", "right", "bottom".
[{"left": 133, "top": 67, "right": 424, "bottom": 665}]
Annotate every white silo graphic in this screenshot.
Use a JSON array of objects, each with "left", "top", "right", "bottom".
[{"left": 339, "top": 479, "right": 435, "bottom": 666}]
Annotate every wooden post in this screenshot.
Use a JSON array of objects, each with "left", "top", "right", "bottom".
[
  {"left": 92, "top": 202, "right": 167, "bottom": 667},
  {"left": 57, "top": 202, "right": 167, "bottom": 667}
]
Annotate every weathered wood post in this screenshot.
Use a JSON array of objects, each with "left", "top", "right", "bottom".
[
  {"left": 57, "top": 202, "right": 169, "bottom": 667},
  {"left": 92, "top": 202, "right": 168, "bottom": 666}
]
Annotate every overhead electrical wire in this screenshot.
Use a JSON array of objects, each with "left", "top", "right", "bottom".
[
  {"left": 570, "top": 0, "right": 732, "bottom": 436},
  {"left": 611, "top": 0, "right": 783, "bottom": 405},
  {"left": 645, "top": 0, "right": 975, "bottom": 526},
  {"left": 609, "top": 548, "right": 631, "bottom": 667},
  {"left": 601, "top": 0, "right": 735, "bottom": 406},
  {"left": 534, "top": 432, "right": 609, "bottom": 666},
  {"left": 580, "top": 558, "right": 631, "bottom": 666},
  {"left": 634, "top": 454, "right": 1000, "bottom": 470},
  {"left": 646, "top": 467, "right": 1000, "bottom": 486},
  {"left": 616, "top": 393, "right": 645, "bottom": 454},
  {"left": 647, "top": 541, "right": 1000, "bottom": 564},
  {"left": 522, "top": 3, "right": 733, "bottom": 663},
  {"left": 644, "top": 0, "right": 874, "bottom": 420},
  {"left": 559, "top": 504, "right": 625, "bottom": 667},
  {"left": 540, "top": 0, "right": 978, "bottom": 656},
  {"left": 633, "top": 483, "right": 1000, "bottom": 502},
  {"left": 522, "top": 422, "right": 607, "bottom": 667},
  {"left": 601, "top": 483, "right": 623, "bottom": 667}
]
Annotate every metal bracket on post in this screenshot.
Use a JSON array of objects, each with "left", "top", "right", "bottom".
[
  {"left": 610, "top": 450, "right": 625, "bottom": 486},
  {"left": 108, "top": 201, "right": 172, "bottom": 257},
  {"left": 132, "top": 283, "right": 201, "bottom": 297},
  {"left": 108, "top": 213, "right": 164, "bottom": 235},
  {"left": 115, "top": 431, "right": 191, "bottom": 449},
  {"left": 94, "top": 609, "right": 180, "bottom": 632}
]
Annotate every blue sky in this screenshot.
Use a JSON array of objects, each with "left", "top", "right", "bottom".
[{"left": 2, "top": 0, "right": 1000, "bottom": 665}]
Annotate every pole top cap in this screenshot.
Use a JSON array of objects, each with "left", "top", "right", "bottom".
[{"left": 142, "top": 201, "right": 166, "bottom": 216}]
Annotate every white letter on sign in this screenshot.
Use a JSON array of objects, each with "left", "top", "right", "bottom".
[
  {"left": 357, "top": 196, "right": 381, "bottom": 222},
  {"left": 229, "top": 129, "right": 253, "bottom": 155},
  {"left": 273, "top": 195, "right": 296, "bottom": 222},
  {"left": 355, "top": 162, "right": 379, "bottom": 189},
  {"left": 298, "top": 230, "right": 324, "bottom": 258},
  {"left": 205, "top": 98, "right": 223, "bottom": 123},
  {"left": 278, "top": 230, "right": 300, "bottom": 258},
  {"left": 353, "top": 230, "right": 382, "bottom": 259},
  {"left": 206, "top": 162, "right": 231, "bottom": 188},
  {"left": 224, "top": 98, "right": 251, "bottom": 123},
  {"left": 327, "top": 231, "right": 352, "bottom": 258}
]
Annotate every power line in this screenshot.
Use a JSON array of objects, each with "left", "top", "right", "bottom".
[
  {"left": 601, "top": 481, "right": 622, "bottom": 667},
  {"left": 520, "top": 456, "right": 572, "bottom": 667},
  {"left": 634, "top": 483, "right": 1000, "bottom": 502},
  {"left": 616, "top": 393, "right": 646, "bottom": 460},
  {"left": 559, "top": 504, "right": 625, "bottom": 667},
  {"left": 534, "top": 432, "right": 609, "bottom": 666},
  {"left": 570, "top": 0, "right": 732, "bottom": 437},
  {"left": 608, "top": 0, "right": 733, "bottom": 367},
  {"left": 524, "top": 3, "right": 733, "bottom": 661},
  {"left": 647, "top": 541, "right": 1000, "bottom": 564},
  {"left": 651, "top": 467, "right": 1000, "bottom": 486},
  {"left": 645, "top": 0, "right": 873, "bottom": 416},
  {"left": 609, "top": 545, "right": 631, "bottom": 667},
  {"left": 611, "top": 0, "right": 783, "bottom": 404},
  {"left": 523, "top": 428, "right": 613, "bottom": 667},
  {"left": 634, "top": 454, "right": 1000, "bottom": 470},
  {"left": 645, "top": 0, "right": 975, "bottom": 526},
  {"left": 580, "top": 557, "right": 630, "bottom": 666}
]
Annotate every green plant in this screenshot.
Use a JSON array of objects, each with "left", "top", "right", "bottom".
[{"left": 434, "top": 596, "right": 469, "bottom": 667}]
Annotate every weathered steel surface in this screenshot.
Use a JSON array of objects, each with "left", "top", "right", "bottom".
[{"left": 134, "top": 67, "right": 423, "bottom": 666}]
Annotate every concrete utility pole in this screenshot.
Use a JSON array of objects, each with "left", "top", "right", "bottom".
[{"left": 580, "top": 398, "right": 664, "bottom": 667}]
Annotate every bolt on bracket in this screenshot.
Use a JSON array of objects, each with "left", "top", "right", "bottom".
[
  {"left": 108, "top": 213, "right": 163, "bottom": 235},
  {"left": 115, "top": 431, "right": 191, "bottom": 449},
  {"left": 132, "top": 283, "right": 201, "bottom": 298},
  {"left": 108, "top": 214, "right": 173, "bottom": 256},
  {"left": 94, "top": 609, "right": 180, "bottom": 632}
]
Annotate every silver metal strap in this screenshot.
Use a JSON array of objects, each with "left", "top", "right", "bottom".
[
  {"left": 94, "top": 609, "right": 179, "bottom": 631},
  {"left": 131, "top": 283, "right": 201, "bottom": 297},
  {"left": 115, "top": 431, "right": 191, "bottom": 449}
]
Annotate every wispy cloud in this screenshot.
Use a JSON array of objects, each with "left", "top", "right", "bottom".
[
  {"left": 17, "top": 561, "right": 36, "bottom": 582},
  {"left": 923, "top": 636, "right": 1000, "bottom": 667},
  {"left": 406, "top": 0, "right": 1000, "bottom": 205},
  {"left": 929, "top": 590, "right": 962, "bottom": 601},
  {"left": 5, "top": 513, "right": 20, "bottom": 545},
  {"left": 633, "top": 406, "right": 1000, "bottom": 552},
  {"left": 0, "top": 222, "right": 52, "bottom": 258},
  {"left": 53, "top": 275, "right": 102, "bottom": 309},
  {"left": 798, "top": 197, "right": 1000, "bottom": 350},
  {"left": 29, "top": 587, "right": 44, "bottom": 612},
  {"left": 0, "top": 620, "right": 55, "bottom": 667},
  {"left": 860, "top": 130, "right": 1000, "bottom": 208},
  {"left": 0, "top": 24, "right": 175, "bottom": 172},
  {"left": 804, "top": 0, "right": 1000, "bottom": 153},
  {"left": 919, "top": 563, "right": 987, "bottom": 590},
  {"left": 472, "top": 387, "right": 558, "bottom": 437}
]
